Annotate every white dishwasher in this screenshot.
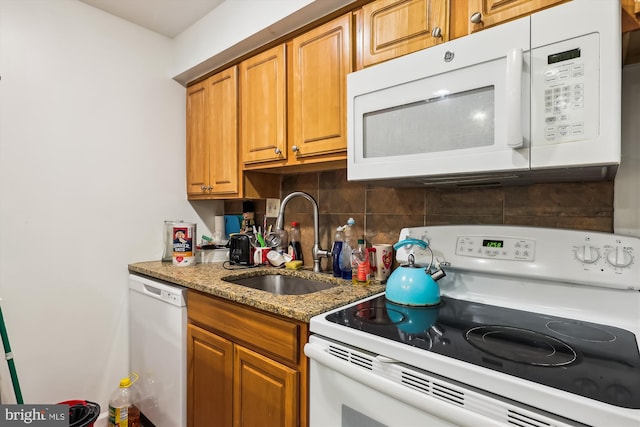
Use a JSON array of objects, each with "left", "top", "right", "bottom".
[{"left": 129, "top": 274, "right": 187, "bottom": 427}]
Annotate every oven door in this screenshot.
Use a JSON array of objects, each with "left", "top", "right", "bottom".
[
  {"left": 347, "top": 16, "right": 530, "bottom": 183},
  {"left": 305, "top": 336, "right": 502, "bottom": 427}
]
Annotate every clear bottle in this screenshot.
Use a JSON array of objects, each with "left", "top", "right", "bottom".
[
  {"left": 275, "top": 228, "right": 288, "bottom": 254},
  {"left": 108, "top": 373, "right": 141, "bottom": 427},
  {"left": 351, "top": 238, "right": 371, "bottom": 285},
  {"left": 288, "top": 222, "right": 303, "bottom": 262},
  {"left": 331, "top": 226, "right": 345, "bottom": 278},
  {"left": 341, "top": 218, "right": 355, "bottom": 280}
]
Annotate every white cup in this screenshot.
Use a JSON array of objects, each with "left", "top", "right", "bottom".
[
  {"left": 373, "top": 244, "right": 393, "bottom": 282},
  {"left": 254, "top": 247, "right": 272, "bottom": 265},
  {"left": 267, "top": 250, "right": 285, "bottom": 267}
]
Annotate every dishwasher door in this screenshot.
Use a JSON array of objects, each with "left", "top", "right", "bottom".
[{"left": 129, "top": 274, "right": 187, "bottom": 427}]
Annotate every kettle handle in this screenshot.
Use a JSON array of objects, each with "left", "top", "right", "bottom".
[{"left": 394, "top": 238, "right": 428, "bottom": 251}]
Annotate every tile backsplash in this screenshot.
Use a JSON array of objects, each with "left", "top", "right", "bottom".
[{"left": 225, "top": 169, "right": 614, "bottom": 271}]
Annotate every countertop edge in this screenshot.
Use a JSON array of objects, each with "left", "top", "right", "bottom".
[{"left": 128, "top": 261, "right": 385, "bottom": 322}]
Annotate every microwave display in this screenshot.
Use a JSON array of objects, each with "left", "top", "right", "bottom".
[{"left": 548, "top": 48, "right": 581, "bottom": 65}]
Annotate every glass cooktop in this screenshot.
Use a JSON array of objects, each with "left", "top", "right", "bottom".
[{"left": 325, "top": 295, "right": 640, "bottom": 409}]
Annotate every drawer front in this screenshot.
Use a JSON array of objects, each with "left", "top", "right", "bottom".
[{"left": 188, "top": 290, "right": 300, "bottom": 365}]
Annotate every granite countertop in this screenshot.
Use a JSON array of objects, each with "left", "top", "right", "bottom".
[{"left": 128, "top": 261, "right": 386, "bottom": 323}]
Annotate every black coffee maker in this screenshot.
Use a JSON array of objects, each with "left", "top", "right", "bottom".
[{"left": 229, "top": 234, "right": 252, "bottom": 265}]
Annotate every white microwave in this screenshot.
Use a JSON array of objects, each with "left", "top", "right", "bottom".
[{"left": 347, "top": 0, "right": 621, "bottom": 187}]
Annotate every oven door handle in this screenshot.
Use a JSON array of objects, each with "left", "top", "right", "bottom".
[
  {"left": 506, "top": 47, "right": 523, "bottom": 149},
  {"left": 375, "top": 355, "right": 398, "bottom": 363},
  {"left": 304, "top": 341, "right": 502, "bottom": 427}
]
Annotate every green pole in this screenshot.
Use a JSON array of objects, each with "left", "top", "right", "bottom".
[{"left": 0, "top": 305, "right": 23, "bottom": 404}]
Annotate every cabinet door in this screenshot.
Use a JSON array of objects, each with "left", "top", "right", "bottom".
[
  {"left": 623, "top": 0, "right": 640, "bottom": 64},
  {"left": 187, "top": 324, "right": 233, "bottom": 427},
  {"left": 357, "top": 0, "right": 449, "bottom": 69},
  {"left": 208, "top": 66, "right": 239, "bottom": 195},
  {"left": 234, "top": 345, "right": 298, "bottom": 427},
  {"left": 240, "top": 45, "right": 287, "bottom": 165},
  {"left": 186, "top": 80, "right": 209, "bottom": 196},
  {"left": 468, "top": 0, "right": 566, "bottom": 33},
  {"left": 289, "top": 13, "right": 352, "bottom": 160},
  {"left": 623, "top": 0, "right": 640, "bottom": 30}
]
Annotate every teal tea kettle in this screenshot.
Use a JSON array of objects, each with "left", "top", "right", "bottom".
[{"left": 385, "top": 238, "right": 446, "bottom": 306}]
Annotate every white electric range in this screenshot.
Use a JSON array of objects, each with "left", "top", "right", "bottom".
[{"left": 305, "top": 225, "right": 640, "bottom": 427}]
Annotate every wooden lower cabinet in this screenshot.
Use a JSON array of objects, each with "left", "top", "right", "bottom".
[
  {"left": 187, "top": 324, "right": 233, "bottom": 426},
  {"left": 187, "top": 290, "right": 308, "bottom": 427},
  {"left": 234, "top": 346, "right": 298, "bottom": 427}
]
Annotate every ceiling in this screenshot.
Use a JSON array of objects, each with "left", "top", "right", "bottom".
[{"left": 78, "top": 0, "right": 225, "bottom": 38}]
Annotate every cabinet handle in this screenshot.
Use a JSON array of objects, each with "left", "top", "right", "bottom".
[
  {"left": 470, "top": 12, "right": 482, "bottom": 24},
  {"left": 200, "top": 185, "right": 207, "bottom": 191},
  {"left": 291, "top": 145, "right": 300, "bottom": 153},
  {"left": 431, "top": 27, "right": 442, "bottom": 39},
  {"left": 274, "top": 147, "right": 282, "bottom": 155},
  {"left": 207, "top": 185, "right": 213, "bottom": 192}
]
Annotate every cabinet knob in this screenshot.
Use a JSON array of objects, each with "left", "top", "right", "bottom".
[
  {"left": 200, "top": 185, "right": 207, "bottom": 191},
  {"left": 274, "top": 147, "right": 282, "bottom": 155},
  {"left": 431, "top": 27, "right": 442, "bottom": 38},
  {"left": 470, "top": 12, "right": 482, "bottom": 24},
  {"left": 291, "top": 145, "right": 300, "bottom": 153}
]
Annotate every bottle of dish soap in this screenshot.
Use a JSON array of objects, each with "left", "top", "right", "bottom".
[
  {"left": 340, "top": 218, "right": 355, "bottom": 280},
  {"left": 288, "top": 221, "right": 303, "bottom": 262},
  {"left": 331, "top": 226, "right": 345, "bottom": 278},
  {"left": 108, "top": 373, "right": 141, "bottom": 427}
]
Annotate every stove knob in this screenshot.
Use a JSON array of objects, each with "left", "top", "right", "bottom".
[
  {"left": 575, "top": 245, "right": 600, "bottom": 263},
  {"left": 606, "top": 246, "right": 633, "bottom": 268}
]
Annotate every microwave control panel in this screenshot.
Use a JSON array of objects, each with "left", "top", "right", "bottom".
[{"left": 532, "top": 33, "right": 599, "bottom": 146}]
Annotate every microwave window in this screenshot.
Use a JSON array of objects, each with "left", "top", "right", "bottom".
[{"left": 362, "top": 86, "right": 495, "bottom": 158}]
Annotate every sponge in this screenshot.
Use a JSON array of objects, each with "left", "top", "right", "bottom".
[{"left": 284, "top": 260, "right": 303, "bottom": 270}]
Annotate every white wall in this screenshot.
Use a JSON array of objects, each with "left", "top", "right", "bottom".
[
  {"left": 614, "top": 64, "right": 640, "bottom": 237},
  {"left": 0, "top": 0, "right": 220, "bottom": 411}
]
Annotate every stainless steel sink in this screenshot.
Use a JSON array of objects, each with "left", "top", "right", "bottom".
[{"left": 223, "top": 274, "right": 337, "bottom": 295}]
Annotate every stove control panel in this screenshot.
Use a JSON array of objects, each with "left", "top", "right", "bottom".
[
  {"left": 455, "top": 236, "right": 535, "bottom": 261},
  {"left": 397, "top": 225, "right": 640, "bottom": 291}
]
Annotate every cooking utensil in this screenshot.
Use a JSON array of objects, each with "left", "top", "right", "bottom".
[{"left": 385, "top": 238, "right": 445, "bottom": 306}]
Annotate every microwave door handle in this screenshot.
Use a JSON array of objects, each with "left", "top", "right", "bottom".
[{"left": 505, "top": 47, "right": 523, "bottom": 149}]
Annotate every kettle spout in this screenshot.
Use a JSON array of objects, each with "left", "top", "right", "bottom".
[{"left": 430, "top": 268, "right": 446, "bottom": 282}]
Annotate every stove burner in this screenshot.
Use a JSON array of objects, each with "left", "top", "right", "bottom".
[
  {"left": 546, "top": 320, "right": 616, "bottom": 342},
  {"left": 355, "top": 307, "right": 405, "bottom": 325},
  {"left": 466, "top": 326, "right": 577, "bottom": 366}
]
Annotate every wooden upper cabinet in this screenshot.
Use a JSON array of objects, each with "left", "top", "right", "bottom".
[
  {"left": 186, "top": 81, "right": 209, "bottom": 196},
  {"left": 622, "top": 0, "right": 640, "bottom": 64},
  {"left": 289, "top": 13, "right": 352, "bottom": 161},
  {"left": 623, "top": 0, "right": 640, "bottom": 32},
  {"left": 467, "top": 0, "right": 566, "bottom": 33},
  {"left": 209, "top": 67, "right": 239, "bottom": 195},
  {"left": 356, "top": 0, "right": 449, "bottom": 69},
  {"left": 239, "top": 45, "right": 287, "bottom": 165},
  {"left": 186, "top": 66, "right": 239, "bottom": 199}
]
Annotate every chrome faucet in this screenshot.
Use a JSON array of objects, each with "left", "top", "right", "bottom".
[{"left": 275, "top": 191, "right": 330, "bottom": 273}]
